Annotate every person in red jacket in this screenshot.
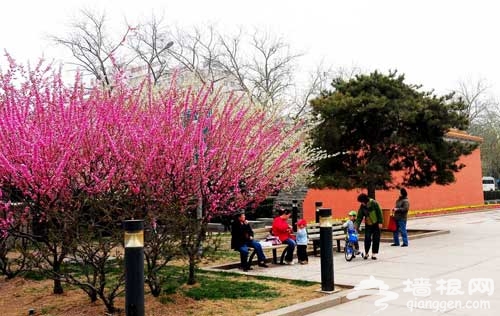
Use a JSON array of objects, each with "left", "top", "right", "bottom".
[{"left": 272, "top": 208, "right": 296, "bottom": 264}]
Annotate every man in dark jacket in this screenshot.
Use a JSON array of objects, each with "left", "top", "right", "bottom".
[
  {"left": 231, "top": 211, "right": 269, "bottom": 271},
  {"left": 391, "top": 188, "right": 410, "bottom": 247}
]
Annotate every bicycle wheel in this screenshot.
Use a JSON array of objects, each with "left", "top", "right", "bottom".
[{"left": 345, "top": 242, "right": 354, "bottom": 261}]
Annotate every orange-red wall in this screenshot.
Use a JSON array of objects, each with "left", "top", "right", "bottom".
[{"left": 303, "top": 149, "right": 484, "bottom": 221}]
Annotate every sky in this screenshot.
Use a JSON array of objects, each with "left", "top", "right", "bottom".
[{"left": 2, "top": 0, "right": 500, "bottom": 98}]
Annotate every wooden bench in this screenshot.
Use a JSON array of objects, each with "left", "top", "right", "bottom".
[
  {"left": 307, "top": 222, "right": 346, "bottom": 256},
  {"left": 247, "top": 227, "right": 289, "bottom": 265}
]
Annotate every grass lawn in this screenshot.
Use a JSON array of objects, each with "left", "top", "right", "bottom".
[{"left": 0, "top": 250, "right": 325, "bottom": 316}]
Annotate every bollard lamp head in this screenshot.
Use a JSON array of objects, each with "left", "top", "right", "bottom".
[
  {"left": 124, "top": 220, "right": 144, "bottom": 248},
  {"left": 319, "top": 208, "right": 332, "bottom": 227}
]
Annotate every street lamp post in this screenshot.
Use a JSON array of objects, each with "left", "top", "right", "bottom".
[
  {"left": 291, "top": 199, "right": 298, "bottom": 232},
  {"left": 124, "top": 220, "right": 145, "bottom": 316},
  {"left": 315, "top": 201, "right": 323, "bottom": 223},
  {"left": 319, "top": 208, "right": 334, "bottom": 292}
]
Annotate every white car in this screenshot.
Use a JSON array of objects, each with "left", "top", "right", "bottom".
[{"left": 482, "top": 176, "right": 496, "bottom": 191}]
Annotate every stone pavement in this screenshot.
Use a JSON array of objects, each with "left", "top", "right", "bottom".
[{"left": 210, "top": 208, "right": 500, "bottom": 316}]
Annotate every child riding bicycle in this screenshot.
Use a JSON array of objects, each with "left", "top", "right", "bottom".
[{"left": 343, "top": 211, "right": 361, "bottom": 256}]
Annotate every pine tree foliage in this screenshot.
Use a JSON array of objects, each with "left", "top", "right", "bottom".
[{"left": 308, "top": 71, "right": 477, "bottom": 196}]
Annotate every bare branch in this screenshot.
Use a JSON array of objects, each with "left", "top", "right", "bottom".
[
  {"left": 50, "top": 8, "right": 131, "bottom": 87},
  {"left": 454, "top": 77, "right": 495, "bottom": 125},
  {"left": 128, "top": 14, "right": 175, "bottom": 85},
  {"left": 248, "top": 31, "right": 301, "bottom": 110}
]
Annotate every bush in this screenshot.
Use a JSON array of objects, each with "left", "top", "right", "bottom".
[{"left": 484, "top": 190, "right": 500, "bottom": 201}]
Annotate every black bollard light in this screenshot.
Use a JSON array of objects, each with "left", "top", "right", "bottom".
[
  {"left": 315, "top": 201, "right": 323, "bottom": 223},
  {"left": 291, "top": 199, "right": 298, "bottom": 232},
  {"left": 124, "top": 220, "right": 145, "bottom": 316},
  {"left": 319, "top": 208, "right": 334, "bottom": 292}
]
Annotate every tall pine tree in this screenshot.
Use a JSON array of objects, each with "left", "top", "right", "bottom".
[{"left": 308, "top": 71, "right": 477, "bottom": 198}]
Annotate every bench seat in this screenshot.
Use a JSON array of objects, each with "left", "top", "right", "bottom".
[
  {"left": 307, "top": 222, "right": 346, "bottom": 256},
  {"left": 246, "top": 227, "right": 289, "bottom": 265}
]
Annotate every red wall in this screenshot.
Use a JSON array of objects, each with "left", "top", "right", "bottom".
[{"left": 302, "top": 149, "right": 484, "bottom": 221}]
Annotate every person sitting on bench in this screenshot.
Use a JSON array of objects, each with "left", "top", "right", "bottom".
[
  {"left": 231, "top": 211, "right": 269, "bottom": 271},
  {"left": 272, "top": 208, "right": 296, "bottom": 265}
]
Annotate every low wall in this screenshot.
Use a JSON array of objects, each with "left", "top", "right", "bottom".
[{"left": 303, "top": 150, "right": 484, "bottom": 221}]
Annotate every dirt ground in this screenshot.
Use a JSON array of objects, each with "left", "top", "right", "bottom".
[
  {"left": 0, "top": 230, "right": 435, "bottom": 316},
  {"left": 0, "top": 269, "right": 325, "bottom": 316}
]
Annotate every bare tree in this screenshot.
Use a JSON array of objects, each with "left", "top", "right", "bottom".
[
  {"left": 213, "top": 29, "right": 304, "bottom": 117},
  {"left": 248, "top": 31, "right": 299, "bottom": 110},
  {"left": 288, "top": 63, "right": 334, "bottom": 120},
  {"left": 454, "top": 78, "right": 500, "bottom": 179},
  {"left": 288, "top": 63, "right": 364, "bottom": 121},
  {"left": 217, "top": 27, "right": 251, "bottom": 94},
  {"left": 332, "top": 64, "right": 363, "bottom": 82},
  {"left": 50, "top": 9, "right": 132, "bottom": 87},
  {"left": 454, "top": 78, "right": 495, "bottom": 125},
  {"left": 128, "top": 14, "right": 174, "bottom": 86},
  {"left": 469, "top": 102, "right": 500, "bottom": 178},
  {"left": 52, "top": 10, "right": 333, "bottom": 119},
  {"left": 161, "top": 26, "right": 304, "bottom": 115},
  {"left": 166, "top": 25, "right": 226, "bottom": 87}
]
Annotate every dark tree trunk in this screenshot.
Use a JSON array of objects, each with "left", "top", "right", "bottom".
[
  {"left": 187, "top": 254, "right": 196, "bottom": 285},
  {"left": 367, "top": 185, "right": 376, "bottom": 200},
  {"left": 89, "top": 289, "right": 97, "bottom": 302},
  {"left": 103, "top": 299, "right": 116, "bottom": 314},
  {"left": 53, "top": 278, "right": 64, "bottom": 294},
  {"left": 52, "top": 258, "right": 64, "bottom": 294}
]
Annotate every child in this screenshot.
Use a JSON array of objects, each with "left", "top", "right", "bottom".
[
  {"left": 343, "top": 211, "right": 361, "bottom": 255},
  {"left": 296, "top": 219, "right": 309, "bottom": 264}
]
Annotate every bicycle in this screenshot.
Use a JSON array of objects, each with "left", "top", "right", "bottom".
[{"left": 344, "top": 229, "right": 362, "bottom": 261}]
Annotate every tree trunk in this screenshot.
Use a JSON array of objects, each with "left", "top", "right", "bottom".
[
  {"left": 52, "top": 259, "right": 64, "bottom": 294},
  {"left": 147, "top": 273, "right": 161, "bottom": 297},
  {"left": 367, "top": 184, "right": 376, "bottom": 200},
  {"left": 89, "top": 289, "right": 97, "bottom": 302},
  {"left": 53, "top": 278, "right": 64, "bottom": 294},
  {"left": 187, "top": 254, "right": 196, "bottom": 285},
  {"left": 103, "top": 298, "right": 116, "bottom": 314},
  {"left": 150, "top": 284, "right": 161, "bottom": 297}
]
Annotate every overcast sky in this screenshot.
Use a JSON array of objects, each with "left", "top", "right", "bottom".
[{"left": 2, "top": 0, "right": 500, "bottom": 98}]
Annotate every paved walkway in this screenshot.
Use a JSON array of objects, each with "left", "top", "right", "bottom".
[{"left": 212, "top": 208, "right": 500, "bottom": 316}]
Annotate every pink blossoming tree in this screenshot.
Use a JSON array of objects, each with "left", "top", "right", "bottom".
[{"left": 0, "top": 55, "right": 308, "bottom": 309}]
